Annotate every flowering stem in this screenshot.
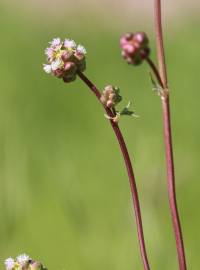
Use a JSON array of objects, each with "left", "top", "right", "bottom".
[
  {"left": 153, "top": 1, "right": 187, "bottom": 269},
  {"left": 77, "top": 71, "right": 151, "bottom": 270}
]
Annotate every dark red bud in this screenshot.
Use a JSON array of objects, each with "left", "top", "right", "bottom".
[
  {"left": 125, "top": 33, "right": 133, "bottom": 40},
  {"left": 120, "top": 37, "right": 128, "bottom": 47},
  {"left": 63, "top": 75, "right": 76, "bottom": 83},
  {"left": 53, "top": 68, "right": 63, "bottom": 78},
  {"left": 107, "top": 100, "right": 114, "bottom": 108},
  {"left": 61, "top": 51, "right": 70, "bottom": 62},
  {"left": 140, "top": 48, "right": 150, "bottom": 59},
  {"left": 123, "top": 44, "right": 136, "bottom": 54},
  {"left": 134, "top": 32, "right": 148, "bottom": 44},
  {"left": 64, "top": 62, "right": 76, "bottom": 71},
  {"left": 100, "top": 95, "right": 106, "bottom": 105},
  {"left": 74, "top": 52, "right": 84, "bottom": 61}
]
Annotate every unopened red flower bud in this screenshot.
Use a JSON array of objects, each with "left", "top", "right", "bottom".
[
  {"left": 64, "top": 61, "right": 76, "bottom": 72},
  {"left": 53, "top": 68, "right": 63, "bottom": 78},
  {"left": 134, "top": 32, "right": 148, "bottom": 46},
  {"left": 107, "top": 100, "right": 114, "bottom": 108},
  {"left": 140, "top": 47, "right": 150, "bottom": 59},
  {"left": 120, "top": 32, "right": 150, "bottom": 65},
  {"left": 62, "top": 62, "right": 77, "bottom": 82},
  {"left": 74, "top": 52, "right": 84, "bottom": 61},
  {"left": 63, "top": 74, "right": 76, "bottom": 83},
  {"left": 124, "top": 44, "right": 136, "bottom": 54},
  {"left": 29, "top": 261, "right": 47, "bottom": 270},
  {"left": 100, "top": 95, "right": 106, "bottom": 104},
  {"left": 120, "top": 33, "right": 132, "bottom": 47},
  {"left": 61, "top": 51, "right": 71, "bottom": 62}
]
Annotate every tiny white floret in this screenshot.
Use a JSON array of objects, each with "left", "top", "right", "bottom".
[
  {"left": 45, "top": 47, "right": 54, "bottom": 60},
  {"left": 16, "top": 254, "right": 30, "bottom": 265},
  {"left": 64, "top": 39, "right": 76, "bottom": 49},
  {"left": 43, "top": 64, "right": 52, "bottom": 74},
  {"left": 77, "top": 45, "right": 87, "bottom": 55},
  {"left": 5, "top": 258, "right": 15, "bottom": 270},
  {"left": 51, "top": 58, "right": 63, "bottom": 71},
  {"left": 50, "top": 38, "right": 61, "bottom": 47}
]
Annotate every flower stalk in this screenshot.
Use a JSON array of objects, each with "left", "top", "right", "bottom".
[
  {"left": 153, "top": 1, "right": 187, "bottom": 269},
  {"left": 77, "top": 71, "right": 151, "bottom": 270},
  {"left": 43, "top": 37, "right": 151, "bottom": 269}
]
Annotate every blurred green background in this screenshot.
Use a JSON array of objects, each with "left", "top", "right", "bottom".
[{"left": 0, "top": 1, "right": 199, "bottom": 269}]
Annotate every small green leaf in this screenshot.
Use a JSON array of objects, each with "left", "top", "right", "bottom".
[
  {"left": 120, "top": 101, "right": 138, "bottom": 117},
  {"left": 149, "top": 72, "right": 159, "bottom": 91}
]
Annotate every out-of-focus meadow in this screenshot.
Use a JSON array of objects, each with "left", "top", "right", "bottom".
[{"left": 0, "top": 1, "right": 199, "bottom": 269}]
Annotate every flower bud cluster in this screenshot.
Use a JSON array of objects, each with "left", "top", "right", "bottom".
[
  {"left": 120, "top": 32, "right": 150, "bottom": 65},
  {"left": 100, "top": 85, "right": 122, "bottom": 108},
  {"left": 43, "top": 38, "right": 86, "bottom": 83},
  {"left": 4, "top": 254, "right": 47, "bottom": 270}
]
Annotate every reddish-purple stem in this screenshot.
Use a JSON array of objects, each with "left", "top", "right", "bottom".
[
  {"left": 154, "top": 0, "right": 168, "bottom": 87},
  {"left": 153, "top": 1, "right": 187, "bottom": 269},
  {"left": 77, "top": 71, "right": 151, "bottom": 270},
  {"left": 161, "top": 97, "right": 187, "bottom": 270},
  {"left": 146, "top": 57, "right": 164, "bottom": 89}
]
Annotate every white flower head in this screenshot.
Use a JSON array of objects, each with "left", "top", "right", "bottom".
[
  {"left": 16, "top": 254, "right": 30, "bottom": 266},
  {"left": 43, "top": 38, "right": 86, "bottom": 80},
  {"left": 5, "top": 258, "right": 15, "bottom": 270},
  {"left": 43, "top": 64, "right": 52, "bottom": 74},
  {"left": 49, "top": 38, "right": 61, "bottom": 47},
  {"left": 77, "top": 45, "right": 87, "bottom": 55},
  {"left": 51, "top": 58, "right": 63, "bottom": 71},
  {"left": 64, "top": 39, "right": 76, "bottom": 49}
]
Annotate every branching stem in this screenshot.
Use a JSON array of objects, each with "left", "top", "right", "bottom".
[{"left": 78, "top": 71, "right": 151, "bottom": 270}]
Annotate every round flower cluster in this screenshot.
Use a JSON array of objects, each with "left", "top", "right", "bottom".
[
  {"left": 4, "top": 254, "right": 47, "bottom": 270},
  {"left": 43, "top": 38, "right": 86, "bottom": 83},
  {"left": 100, "top": 85, "right": 122, "bottom": 108},
  {"left": 120, "top": 32, "right": 150, "bottom": 65}
]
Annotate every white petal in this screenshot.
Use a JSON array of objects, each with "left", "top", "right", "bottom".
[
  {"left": 50, "top": 38, "right": 61, "bottom": 47},
  {"left": 43, "top": 64, "right": 52, "bottom": 74},
  {"left": 64, "top": 39, "right": 76, "bottom": 49},
  {"left": 16, "top": 254, "right": 30, "bottom": 265},
  {"left": 5, "top": 258, "right": 15, "bottom": 270},
  {"left": 51, "top": 59, "right": 63, "bottom": 71},
  {"left": 45, "top": 47, "right": 53, "bottom": 57},
  {"left": 77, "top": 45, "right": 87, "bottom": 55}
]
